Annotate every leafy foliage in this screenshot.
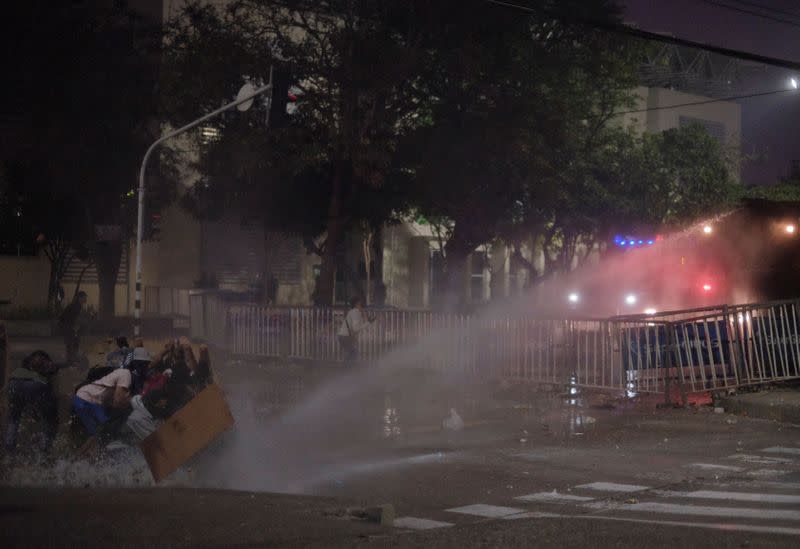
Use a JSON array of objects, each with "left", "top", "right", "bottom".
[{"left": 1, "top": 2, "right": 175, "bottom": 316}]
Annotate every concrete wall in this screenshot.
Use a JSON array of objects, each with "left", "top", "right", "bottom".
[
  {"left": 0, "top": 254, "right": 50, "bottom": 309},
  {"left": 154, "top": 204, "right": 202, "bottom": 289},
  {"left": 0, "top": 254, "right": 130, "bottom": 316},
  {"left": 276, "top": 251, "right": 318, "bottom": 305},
  {"left": 383, "top": 225, "right": 413, "bottom": 309}
]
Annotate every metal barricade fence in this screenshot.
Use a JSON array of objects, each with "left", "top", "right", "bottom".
[
  {"left": 194, "top": 298, "right": 800, "bottom": 393},
  {"left": 607, "top": 299, "right": 800, "bottom": 394}
]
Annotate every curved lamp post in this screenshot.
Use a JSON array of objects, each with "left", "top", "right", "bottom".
[{"left": 134, "top": 72, "right": 272, "bottom": 336}]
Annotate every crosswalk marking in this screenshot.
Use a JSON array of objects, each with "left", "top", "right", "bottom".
[
  {"left": 755, "top": 481, "right": 800, "bottom": 491},
  {"left": 446, "top": 504, "right": 526, "bottom": 518},
  {"left": 762, "top": 447, "right": 800, "bottom": 456},
  {"left": 394, "top": 517, "right": 453, "bottom": 530},
  {"left": 503, "top": 511, "right": 562, "bottom": 520},
  {"left": 728, "top": 454, "right": 794, "bottom": 465},
  {"left": 653, "top": 489, "right": 800, "bottom": 504},
  {"left": 575, "top": 482, "right": 649, "bottom": 493},
  {"left": 746, "top": 469, "right": 784, "bottom": 477},
  {"left": 585, "top": 500, "right": 800, "bottom": 521},
  {"left": 566, "top": 515, "right": 800, "bottom": 537},
  {"left": 516, "top": 492, "right": 595, "bottom": 503},
  {"left": 686, "top": 463, "right": 744, "bottom": 472}
]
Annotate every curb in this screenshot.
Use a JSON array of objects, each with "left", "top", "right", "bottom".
[{"left": 719, "top": 394, "right": 800, "bottom": 424}]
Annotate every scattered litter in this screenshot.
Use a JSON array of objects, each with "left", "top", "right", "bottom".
[
  {"left": 714, "top": 407, "right": 725, "bottom": 414},
  {"left": 520, "top": 438, "right": 528, "bottom": 443},
  {"left": 726, "top": 418, "right": 737, "bottom": 425},
  {"left": 625, "top": 498, "right": 638, "bottom": 504},
  {"left": 584, "top": 416, "right": 596, "bottom": 424}
]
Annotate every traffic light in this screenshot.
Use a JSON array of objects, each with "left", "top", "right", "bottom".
[{"left": 268, "top": 68, "right": 298, "bottom": 128}]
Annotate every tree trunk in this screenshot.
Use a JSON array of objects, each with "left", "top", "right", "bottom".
[
  {"left": 362, "top": 228, "right": 373, "bottom": 306},
  {"left": 45, "top": 242, "right": 72, "bottom": 313},
  {"left": 47, "top": 262, "right": 60, "bottom": 312},
  {"left": 314, "top": 165, "right": 347, "bottom": 306},
  {"left": 93, "top": 241, "right": 122, "bottom": 321},
  {"left": 443, "top": 232, "right": 473, "bottom": 312}
]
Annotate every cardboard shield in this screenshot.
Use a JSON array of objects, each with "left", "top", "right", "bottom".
[{"left": 140, "top": 383, "right": 235, "bottom": 482}]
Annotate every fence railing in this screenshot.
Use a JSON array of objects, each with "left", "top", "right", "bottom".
[{"left": 189, "top": 293, "right": 800, "bottom": 394}]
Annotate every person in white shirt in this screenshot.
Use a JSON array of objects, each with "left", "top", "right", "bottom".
[
  {"left": 337, "top": 296, "right": 375, "bottom": 363},
  {"left": 72, "top": 368, "right": 131, "bottom": 436}
]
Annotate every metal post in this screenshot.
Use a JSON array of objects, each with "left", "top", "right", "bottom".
[{"left": 134, "top": 76, "right": 273, "bottom": 337}]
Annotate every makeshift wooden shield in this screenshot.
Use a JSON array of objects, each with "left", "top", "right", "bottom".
[{"left": 140, "top": 383, "right": 235, "bottom": 482}]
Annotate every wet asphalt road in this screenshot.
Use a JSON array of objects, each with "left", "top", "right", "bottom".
[{"left": 3, "top": 338, "right": 800, "bottom": 547}]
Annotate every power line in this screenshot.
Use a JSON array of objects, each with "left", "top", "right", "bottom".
[
  {"left": 612, "top": 88, "right": 795, "bottom": 116},
  {"left": 720, "top": 0, "right": 800, "bottom": 21},
  {"left": 486, "top": 0, "right": 800, "bottom": 72},
  {"left": 699, "top": 0, "right": 800, "bottom": 28}
]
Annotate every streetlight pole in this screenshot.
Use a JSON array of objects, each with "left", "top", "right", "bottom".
[{"left": 134, "top": 73, "right": 273, "bottom": 337}]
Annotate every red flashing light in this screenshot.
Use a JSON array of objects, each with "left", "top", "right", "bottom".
[{"left": 702, "top": 283, "right": 713, "bottom": 292}]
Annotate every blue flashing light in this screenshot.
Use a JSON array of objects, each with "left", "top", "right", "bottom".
[
  {"left": 620, "top": 241, "right": 626, "bottom": 246},
  {"left": 638, "top": 240, "right": 643, "bottom": 244},
  {"left": 628, "top": 241, "right": 635, "bottom": 246},
  {"left": 647, "top": 240, "right": 654, "bottom": 245}
]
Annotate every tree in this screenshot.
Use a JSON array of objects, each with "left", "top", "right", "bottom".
[
  {"left": 506, "top": 122, "right": 737, "bottom": 284},
  {"left": 163, "top": 0, "right": 430, "bottom": 305},
  {"left": 395, "top": 0, "right": 640, "bottom": 306},
  {"left": 1, "top": 2, "right": 175, "bottom": 319},
  {"left": 742, "top": 161, "right": 800, "bottom": 201}
]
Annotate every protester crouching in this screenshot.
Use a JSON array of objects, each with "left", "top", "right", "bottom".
[
  {"left": 125, "top": 338, "right": 213, "bottom": 442},
  {"left": 4, "top": 351, "right": 60, "bottom": 454},
  {"left": 72, "top": 366, "right": 132, "bottom": 447},
  {"left": 105, "top": 336, "right": 131, "bottom": 369},
  {"left": 125, "top": 347, "right": 152, "bottom": 396}
]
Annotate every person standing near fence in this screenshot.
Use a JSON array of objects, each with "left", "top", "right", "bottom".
[
  {"left": 337, "top": 296, "right": 375, "bottom": 363},
  {"left": 59, "top": 291, "right": 87, "bottom": 366}
]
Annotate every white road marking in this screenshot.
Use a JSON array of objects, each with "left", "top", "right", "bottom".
[
  {"left": 746, "top": 469, "right": 784, "bottom": 477},
  {"left": 762, "top": 447, "right": 800, "bottom": 456},
  {"left": 728, "top": 454, "right": 794, "bottom": 465},
  {"left": 653, "top": 490, "right": 800, "bottom": 504},
  {"left": 754, "top": 481, "right": 800, "bottom": 491},
  {"left": 489, "top": 509, "right": 800, "bottom": 536},
  {"left": 585, "top": 501, "right": 800, "bottom": 521},
  {"left": 445, "top": 504, "right": 526, "bottom": 518},
  {"left": 503, "top": 511, "right": 562, "bottom": 520},
  {"left": 394, "top": 517, "right": 453, "bottom": 530},
  {"left": 686, "top": 463, "right": 744, "bottom": 472},
  {"left": 576, "top": 515, "right": 800, "bottom": 537},
  {"left": 516, "top": 492, "right": 595, "bottom": 503},
  {"left": 575, "top": 482, "right": 650, "bottom": 493}
]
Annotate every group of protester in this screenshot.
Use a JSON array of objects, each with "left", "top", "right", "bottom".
[{"left": 4, "top": 334, "right": 213, "bottom": 456}]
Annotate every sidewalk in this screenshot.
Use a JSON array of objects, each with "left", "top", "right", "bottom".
[
  {"left": 0, "top": 487, "right": 387, "bottom": 548},
  {"left": 719, "top": 387, "right": 800, "bottom": 424}
]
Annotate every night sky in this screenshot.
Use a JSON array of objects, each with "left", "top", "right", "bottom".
[{"left": 623, "top": 0, "right": 800, "bottom": 185}]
